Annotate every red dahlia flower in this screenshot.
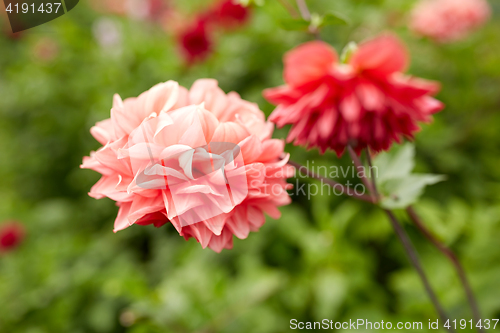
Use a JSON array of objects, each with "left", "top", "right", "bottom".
[{"left": 264, "top": 34, "right": 444, "bottom": 156}]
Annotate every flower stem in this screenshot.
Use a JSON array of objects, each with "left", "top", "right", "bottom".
[
  {"left": 295, "top": 0, "right": 311, "bottom": 20},
  {"left": 288, "top": 155, "right": 453, "bottom": 328},
  {"left": 347, "top": 146, "right": 377, "bottom": 202},
  {"left": 406, "top": 206, "right": 484, "bottom": 333},
  {"left": 287, "top": 159, "right": 374, "bottom": 203},
  {"left": 385, "top": 210, "right": 454, "bottom": 331},
  {"left": 353, "top": 148, "right": 452, "bottom": 329},
  {"left": 277, "top": 0, "right": 300, "bottom": 18},
  {"left": 294, "top": 0, "right": 320, "bottom": 39},
  {"left": 365, "top": 149, "right": 379, "bottom": 198}
]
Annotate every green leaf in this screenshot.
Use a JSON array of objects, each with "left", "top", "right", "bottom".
[
  {"left": 278, "top": 18, "right": 311, "bottom": 31},
  {"left": 373, "top": 143, "right": 415, "bottom": 183},
  {"left": 373, "top": 143, "right": 446, "bottom": 209},
  {"left": 320, "top": 12, "right": 349, "bottom": 27},
  {"left": 380, "top": 175, "right": 446, "bottom": 209}
]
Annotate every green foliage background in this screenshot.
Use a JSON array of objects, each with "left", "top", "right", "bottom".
[{"left": 1, "top": 0, "right": 499, "bottom": 332}]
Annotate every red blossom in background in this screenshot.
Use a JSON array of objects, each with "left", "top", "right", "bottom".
[
  {"left": 32, "top": 37, "right": 60, "bottom": 62},
  {"left": 211, "top": 0, "right": 250, "bottom": 28},
  {"left": 88, "top": 0, "right": 250, "bottom": 64},
  {"left": 179, "top": 20, "right": 213, "bottom": 63},
  {"left": 410, "top": 0, "right": 491, "bottom": 43},
  {"left": 178, "top": 0, "right": 250, "bottom": 63},
  {"left": 0, "top": 222, "right": 25, "bottom": 253},
  {"left": 147, "top": 0, "right": 169, "bottom": 22},
  {"left": 264, "top": 34, "right": 444, "bottom": 156}
]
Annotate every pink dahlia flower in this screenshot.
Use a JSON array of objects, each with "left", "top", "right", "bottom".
[
  {"left": 264, "top": 34, "right": 444, "bottom": 156},
  {"left": 410, "top": 0, "right": 491, "bottom": 43},
  {"left": 82, "top": 79, "right": 293, "bottom": 252}
]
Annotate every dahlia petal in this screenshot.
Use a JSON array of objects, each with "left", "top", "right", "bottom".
[
  {"left": 80, "top": 154, "right": 113, "bottom": 175},
  {"left": 183, "top": 222, "right": 213, "bottom": 248},
  {"left": 203, "top": 214, "right": 226, "bottom": 236},
  {"left": 238, "top": 135, "right": 263, "bottom": 164},
  {"left": 116, "top": 174, "right": 133, "bottom": 192},
  {"left": 212, "top": 122, "right": 250, "bottom": 144},
  {"left": 247, "top": 205, "right": 266, "bottom": 231},
  {"left": 166, "top": 191, "right": 204, "bottom": 219},
  {"left": 111, "top": 107, "right": 140, "bottom": 137},
  {"left": 262, "top": 85, "right": 302, "bottom": 105},
  {"left": 174, "top": 85, "right": 190, "bottom": 109},
  {"left": 350, "top": 34, "right": 408, "bottom": 76},
  {"left": 145, "top": 81, "right": 180, "bottom": 115},
  {"left": 90, "top": 119, "right": 115, "bottom": 145},
  {"left": 317, "top": 108, "right": 338, "bottom": 139},
  {"left": 189, "top": 79, "right": 229, "bottom": 119},
  {"left": 227, "top": 210, "right": 250, "bottom": 239},
  {"left": 287, "top": 116, "right": 309, "bottom": 143},
  {"left": 113, "top": 202, "right": 133, "bottom": 232},
  {"left": 340, "top": 93, "right": 362, "bottom": 122},
  {"left": 128, "top": 195, "right": 165, "bottom": 224},
  {"left": 113, "top": 93, "right": 124, "bottom": 110},
  {"left": 207, "top": 228, "right": 233, "bottom": 253},
  {"left": 169, "top": 216, "right": 183, "bottom": 234},
  {"left": 151, "top": 105, "right": 197, "bottom": 147},
  {"left": 143, "top": 163, "right": 188, "bottom": 181},
  {"left": 259, "top": 203, "right": 282, "bottom": 219},
  {"left": 416, "top": 96, "right": 445, "bottom": 115},
  {"left": 135, "top": 211, "right": 169, "bottom": 228},
  {"left": 123, "top": 142, "right": 164, "bottom": 161},
  {"left": 233, "top": 109, "right": 273, "bottom": 140},
  {"left": 258, "top": 139, "right": 285, "bottom": 162},
  {"left": 245, "top": 163, "right": 266, "bottom": 188},
  {"left": 177, "top": 148, "right": 195, "bottom": 179},
  {"left": 153, "top": 114, "right": 175, "bottom": 138},
  {"left": 390, "top": 74, "right": 441, "bottom": 97},
  {"left": 89, "top": 174, "right": 134, "bottom": 202},
  {"left": 284, "top": 41, "right": 337, "bottom": 87},
  {"left": 176, "top": 184, "right": 224, "bottom": 196},
  {"left": 95, "top": 144, "right": 132, "bottom": 175},
  {"left": 172, "top": 106, "right": 219, "bottom": 147},
  {"left": 196, "top": 107, "right": 220, "bottom": 143},
  {"left": 356, "top": 82, "right": 385, "bottom": 111}
]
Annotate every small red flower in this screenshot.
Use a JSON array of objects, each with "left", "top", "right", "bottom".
[
  {"left": 212, "top": 0, "right": 250, "bottom": 28},
  {"left": 179, "top": 20, "right": 212, "bottom": 63},
  {"left": 0, "top": 222, "right": 25, "bottom": 253},
  {"left": 264, "top": 34, "right": 444, "bottom": 156},
  {"left": 147, "top": 0, "right": 168, "bottom": 22}
]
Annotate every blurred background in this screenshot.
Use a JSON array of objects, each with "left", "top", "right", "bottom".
[{"left": 0, "top": 0, "right": 499, "bottom": 332}]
